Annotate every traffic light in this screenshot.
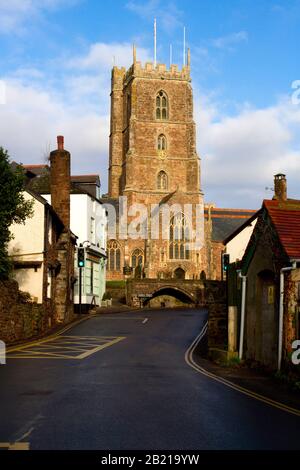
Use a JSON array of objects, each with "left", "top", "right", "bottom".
[
  {"left": 77, "top": 247, "right": 85, "bottom": 268},
  {"left": 222, "top": 253, "right": 230, "bottom": 272}
]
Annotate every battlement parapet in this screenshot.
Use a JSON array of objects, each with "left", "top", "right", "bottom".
[{"left": 122, "top": 61, "right": 191, "bottom": 84}]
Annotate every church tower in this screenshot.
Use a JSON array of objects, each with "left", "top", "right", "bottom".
[{"left": 106, "top": 48, "right": 205, "bottom": 280}]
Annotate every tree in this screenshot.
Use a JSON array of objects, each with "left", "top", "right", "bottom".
[{"left": 0, "top": 148, "right": 34, "bottom": 279}]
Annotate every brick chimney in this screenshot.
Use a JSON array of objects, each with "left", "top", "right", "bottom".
[
  {"left": 50, "top": 136, "right": 70, "bottom": 229},
  {"left": 273, "top": 173, "right": 287, "bottom": 202}
]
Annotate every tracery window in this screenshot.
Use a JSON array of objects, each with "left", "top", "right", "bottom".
[
  {"left": 107, "top": 240, "right": 121, "bottom": 271},
  {"left": 157, "top": 134, "right": 167, "bottom": 151},
  {"left": 169, "top": 213, "right": 190, "bottom": 260},
  {"left": 156, "top": 90, "right": 168, "bottom": 120},
  {"left": 131, "top": 249, "right": 144, "bottom": 269},
  {"left": 157, "top": 170, "right": 168, "bottom": 190}
]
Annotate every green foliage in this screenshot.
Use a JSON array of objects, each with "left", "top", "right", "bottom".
[
  {"left": 274, "top": 369, "right": 300, "bottom": 391},
  {"left": 106, "top": 280, "right": 125, "bottom": 289},
  {"left": 227, "top": 356, "right": 242, "bottom": 366},
  {"left": 0, "top": 148, "right": 34, "bottom": 279},
  {"left": 294, "top": 381, "right": 300, "bottom": 391}
]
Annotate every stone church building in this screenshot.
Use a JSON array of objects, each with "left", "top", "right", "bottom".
[{"left": 103, "top": 50, "right": 255, "bottom": 281}]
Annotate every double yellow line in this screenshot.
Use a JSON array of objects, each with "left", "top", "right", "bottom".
[{"left": 185, "top": 322, "right": 300, "bottom": 418}]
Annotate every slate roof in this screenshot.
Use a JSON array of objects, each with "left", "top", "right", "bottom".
[
  {"left": 264, "top": 199, "right": 300, "bottom": 259},
  {"left": 223, "top": 210, "right": 260, "bottom": 245},
  {"left": 71, "top": 174, "right": 100, "bottom": 185},
  {"left": 204, "top": 208, "right": 257, "bottom": 242}
]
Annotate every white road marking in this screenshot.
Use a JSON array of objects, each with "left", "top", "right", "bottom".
[
  {"left": 142, "top": 318, "right": 149, "bottom": 324},
  {"left": 16, "top": 427, "right": 34, "bottom": 442}
]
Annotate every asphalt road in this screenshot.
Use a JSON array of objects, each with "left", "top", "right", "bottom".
[{"left": 0, "top": 308, "right": 299, "bottom": 450}]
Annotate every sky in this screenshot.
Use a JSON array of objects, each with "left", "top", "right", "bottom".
[{"left": 0, "top": 0, "right": 300, "bottom": 208}]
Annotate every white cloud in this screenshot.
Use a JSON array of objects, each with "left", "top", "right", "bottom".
[
  {"left": 0, "top": 0, "right": 78, "bottom": 33},
  {"left": 68, "top": 42, "right": 151, "bottom": 70},
  {"left": 0, "top": 41, "right": 152, "bottom": 192},
  {"left": 126, "top": 0, "right": 183, "bottom": 32},
  {"left": 212, "top": 31, "right": 248, "bottom": 51},
  {"left": 196, "top": 93, "right": 300, "bottom": 207},
  {"left": 1, "top": 39, "right": 300, "bottom": 208},
  {"left": 0, "top": 79, "right": 108, "bottom": 178}
]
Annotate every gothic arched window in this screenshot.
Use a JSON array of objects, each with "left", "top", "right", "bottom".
[
  {"left": 169, "top": 213, "right": 190, "bottom": 260},
  {"left": 107, "top": 240, "right": 121, "bottom": 271},
  {"left": 157, "top": 134, "right": 167, "bottom": 151},
  {"left": 131, "top": 249, "right": 144, "bottom": 269},
  {"left": 156, "top": 90, "right": 168, "bottom": 120},
  {"left": 157, "top": 170, "right": 168, "bottom": 190},
  {"left": 131, "top": 248, "right": 144, "bottom": 278}
]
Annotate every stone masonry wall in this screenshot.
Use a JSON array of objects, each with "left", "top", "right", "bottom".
[{"left": 0, "top": 279, "right": 54, "bottom": 345}]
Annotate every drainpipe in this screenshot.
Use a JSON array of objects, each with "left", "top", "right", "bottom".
[
  {"left": 278, "top": 260, "right": 299, "bottom": 370},
  {"left": 237, "top": 270, "right": 247, "bottom": 360}
]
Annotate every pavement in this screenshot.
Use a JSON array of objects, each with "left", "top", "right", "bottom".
[{"left": 0, "top": 308, "right": 299, "bottom": 450}]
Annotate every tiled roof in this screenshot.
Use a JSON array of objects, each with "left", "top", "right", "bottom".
[
  {"left": 264, "top": 199, "right": 300, "bottom": 259},
  {"left": 23, "top": 164, "right": 49, "bottom": 176},
  {"left": 204, "top": 207, "right": 257, "bottom": 242}
]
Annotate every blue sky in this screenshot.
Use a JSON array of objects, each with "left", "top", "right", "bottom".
[{"left": 0, "top": 0, "right": 300, "bottom": 207}]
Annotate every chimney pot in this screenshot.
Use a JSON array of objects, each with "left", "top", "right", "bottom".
[
  {"left": 57, "top": 135, "right": 64, "bottom": 150},
  {"left": 274, "top": 173, "right": 287, "bottom": 202}
]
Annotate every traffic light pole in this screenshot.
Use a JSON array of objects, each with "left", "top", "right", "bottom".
[{"left": 79, "top": 266, "right": 82, "bottom": 315}]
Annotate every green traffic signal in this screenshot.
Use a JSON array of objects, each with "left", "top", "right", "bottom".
[
  {"left": 77, "top": 247, "right": 85, "bottom": 268},
  {"left": 222, "top": 253, "right": 230, "bottom": 272}
]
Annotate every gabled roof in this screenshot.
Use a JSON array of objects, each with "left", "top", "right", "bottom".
[
  {"left": 23, "top": 164, "right": 102, "bottom": 202},
  {"left": 223, "top": 209, "right": 261, "bottom": 245},
  {"left": 264, "top": 199, "right": 300, "bottom": 259},
  {"left": 25, "top": 187, "right": 64, "bottom": 229}
]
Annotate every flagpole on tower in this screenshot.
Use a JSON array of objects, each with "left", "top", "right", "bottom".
[
  {"left": 183, "top": 26, "right": 186, "bottom": 66},
  {"left": 154, "top": 18, "right": 157, "bottom": 67}
]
